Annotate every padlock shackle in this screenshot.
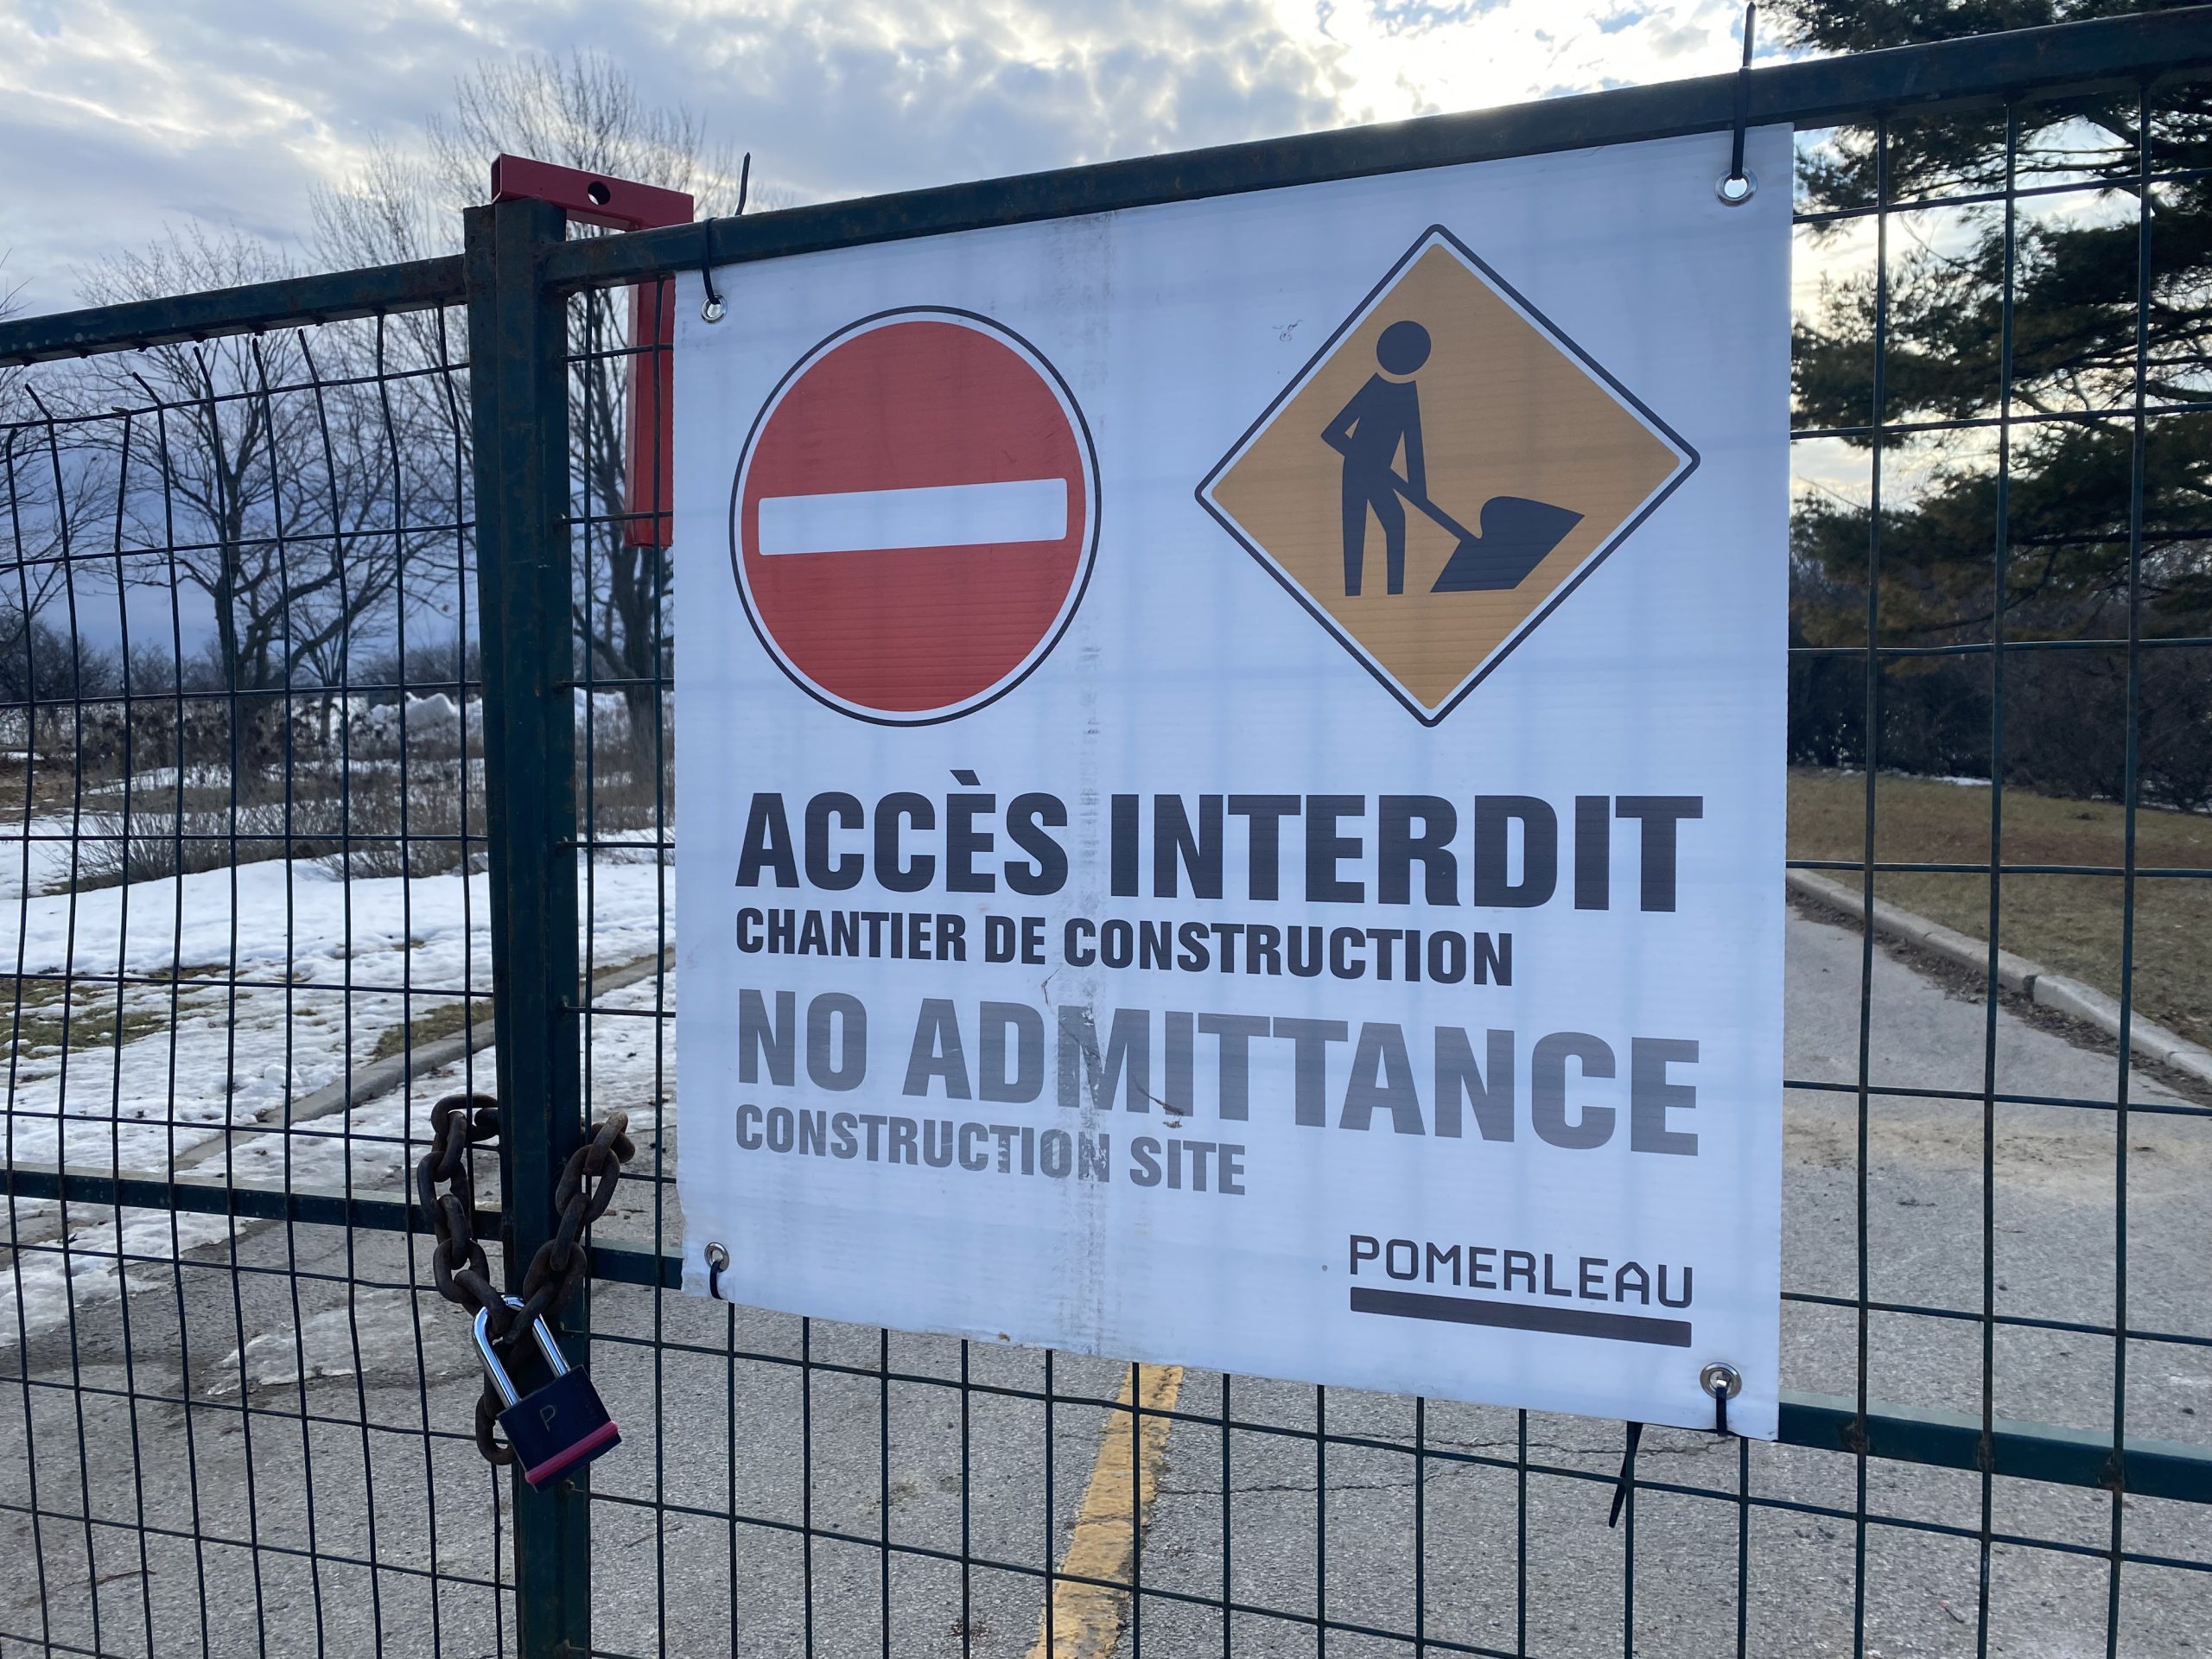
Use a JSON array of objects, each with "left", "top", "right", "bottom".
[{"left": 473, "top": 1295, "right": 572, "bottom": 1409}]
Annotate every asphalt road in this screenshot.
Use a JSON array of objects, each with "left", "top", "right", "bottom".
[{"left": 3, "top": 909, "right": 2207, "bottom": 1658}]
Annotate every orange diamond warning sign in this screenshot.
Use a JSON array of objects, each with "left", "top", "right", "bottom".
[{"left": 1196, "top": 225, "right": 1697, "bottom": 723}]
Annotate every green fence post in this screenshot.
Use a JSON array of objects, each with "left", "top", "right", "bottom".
[{"left": 465, "top": 195, "right": 591, "bottom": 1658}]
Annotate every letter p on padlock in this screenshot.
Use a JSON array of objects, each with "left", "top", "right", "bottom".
[{"left": 474, "top": 1297, "right": 621, "bottom": 1490}]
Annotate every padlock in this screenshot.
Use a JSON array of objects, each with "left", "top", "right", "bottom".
[{"left": 474, "top": 1296, "right": 621, "bottom": 1490}]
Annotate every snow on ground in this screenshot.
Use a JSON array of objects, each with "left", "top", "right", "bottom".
[
  {"left": 3, "top": 716, "right": 677, "bottom": 1353},
  {"left": 3, "top": 840, "right": 674, "bottom": 1351},
  {"left": 0, "top": 852, "right": 669, "bottom": 1171},
  {"left": 0, "top": 813, "right": 88, "bottom": 903},
  {"left": 207, "top": 1289, "right": 420, "bottom": 1395},
  {"left": 1, "top": 1201, "right": 239, "bottom": 1349},
  {"left": 18, "top": 851, "right": 502, "bottom": 981},
  {"left": 2, "top": 951, "right": 675, "bottom": 1357}
]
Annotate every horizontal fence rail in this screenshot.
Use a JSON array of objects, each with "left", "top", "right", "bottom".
[
  {"left": 543, "top": 10, "right": 2212, "bottom": 289},
  {"left": 0, "top": 258, "right": 467, "bottom": 367}
]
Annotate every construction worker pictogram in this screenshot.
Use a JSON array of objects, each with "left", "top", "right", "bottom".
[{"left": 1198, "top": 226, "right": 1696, "bottom": 723}]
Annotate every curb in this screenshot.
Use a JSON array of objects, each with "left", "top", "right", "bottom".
[
  {"left": 2, "top": 949, "right": 677, "bottom": 1259},
  {"left": 169, "top": 945, "right": 678, "bottom": 1174},
  {"left": 1785, "top": 869, "right": 2212, "bottom": 1090}
]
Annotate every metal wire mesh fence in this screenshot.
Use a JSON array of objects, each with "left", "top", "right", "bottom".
[
  {"left": 3, "top": 14, "right": 2210, "bottom": 1658},
  {"left": 0, "top": 286, "right": 518, "bottom": 1656}
]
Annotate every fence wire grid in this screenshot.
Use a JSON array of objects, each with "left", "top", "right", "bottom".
[{"left": 4, "top": 16, "right": 2212, "bottom": 1659}]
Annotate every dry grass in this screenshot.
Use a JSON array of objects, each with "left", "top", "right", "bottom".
[
  {"left": 2, "top": 977, "right": 175, "bottom": 1058},
  {"left": 1789, "top": 767, "right": 2212, "bottom": 1049},
  {"left": 368, "top": 997, "right": 490, "bottom": 1065},
  {"left": 311, "top": 776, "right": 485, "bottom": 880}
]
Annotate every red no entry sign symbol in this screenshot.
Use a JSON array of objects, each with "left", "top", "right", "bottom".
[{"left": 730, "top": 308, "right": 1099, "bottom": 723}]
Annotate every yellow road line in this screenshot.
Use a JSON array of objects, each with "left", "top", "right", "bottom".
[{"left": 1027, "top": 1362, "right": 1185, "bottom": 1659}]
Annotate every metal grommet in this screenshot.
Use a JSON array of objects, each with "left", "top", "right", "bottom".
[
  {"left": 1715, "top": 170, "right": 1757, "bottom": 206},
  {"left": 1700, "top": 1361, "right": 1743, "bottom": 1436},
  {"left": 698, "top": 150, "right": 749, "bottom": 326}
]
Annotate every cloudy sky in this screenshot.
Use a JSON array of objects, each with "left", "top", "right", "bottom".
[{"left": 0, "top": 0, "right": 1787, "bottom": 314}]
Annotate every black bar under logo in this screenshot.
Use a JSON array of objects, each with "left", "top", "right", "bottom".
[{"left": 1350, "top": 1286, "right": 1692, "bottom": 1347}]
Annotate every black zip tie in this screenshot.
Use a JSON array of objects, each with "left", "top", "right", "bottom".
[
  {"left": 698, "top": 216, "right": 724, "bottom": 323},
  {"left": 698, "top": 151, "right": 749, "bottom": 324},
  {"left": 1719, "top": 3, "right": 1758, "bottom": 204},
  {"left": 1607, "top": 1421, "right": 1644, "bottom": 1528},
  {"left": 704, "top": 1240, "right": 732, "bottom": 1301},
  {"left": 1701, "top": 1361, "right": 1743, "bottom": 1436}
]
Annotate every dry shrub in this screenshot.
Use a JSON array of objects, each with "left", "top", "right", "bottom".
[
  {"left": 63, "top": 765, "right": 484, "bottom": 889},
  {"left": 71, "top": 798, "right": 342, "bottom": 889},
  {"left": 314, "top": 770, "right": 486, "bottom": 880}
]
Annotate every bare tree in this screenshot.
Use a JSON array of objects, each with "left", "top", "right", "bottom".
[
  {"left": 4, "top": 263, "right": 137, "bottom": 737},
  {"left": 313, "top": 52, "right": 754, "bottom": 783},
  {"left": 0, "top": 251, "right": 23, "bottom": 419},
  {"left": 62, "top": 229, "right": 424, "bottom": 767},
  {"left": 0, "top": 254, "right": 68, "bottom": 629}
]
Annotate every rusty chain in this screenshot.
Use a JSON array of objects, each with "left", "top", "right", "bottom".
[{"left": 414, "top": 1092, "right": 634, "bottom": 1465}]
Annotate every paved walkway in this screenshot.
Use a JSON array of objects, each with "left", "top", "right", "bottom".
[{"left": 3, "top": 912, "right": 2206, "bottom": 1656}]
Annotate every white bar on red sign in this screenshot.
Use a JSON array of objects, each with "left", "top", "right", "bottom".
[{"left": 756, "top": 479, "right": 1069, "bottom": 556}]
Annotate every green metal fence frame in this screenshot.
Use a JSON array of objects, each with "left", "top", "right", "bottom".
[
  {"left": 466, "top": 194, "right": 594, "bottom": 1654},
  {"left": 5, "top": 9, "right": 2212, "bottom": 1656}
]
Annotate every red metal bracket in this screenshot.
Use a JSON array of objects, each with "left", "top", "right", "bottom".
[{"left": 491, "top": 155, "right": 693, "bottom": 548}]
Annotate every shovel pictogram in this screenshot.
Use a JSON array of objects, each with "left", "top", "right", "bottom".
[
  {"left": 1322, "top": 318, "right": 1583, "bottom": 595},
  {"left": 1401, "top": 485, "right": 1585, "bottom": 594}
]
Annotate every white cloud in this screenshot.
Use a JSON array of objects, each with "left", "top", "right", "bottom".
[
  {"left": 0, "top": 0, "right": 1784, "bottom": 313},
  {"left": 1297, "top": 0, "right": 1749, "bottom": 121}
]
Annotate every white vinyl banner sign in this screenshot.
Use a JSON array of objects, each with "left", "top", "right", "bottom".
[{"left": 675, "top": 129, "right": 1789, "bottom": 1437}]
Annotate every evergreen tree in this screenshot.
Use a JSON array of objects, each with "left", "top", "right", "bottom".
[{"left": 1775, "top": 0, "right": 2211, "bottom": 804}]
